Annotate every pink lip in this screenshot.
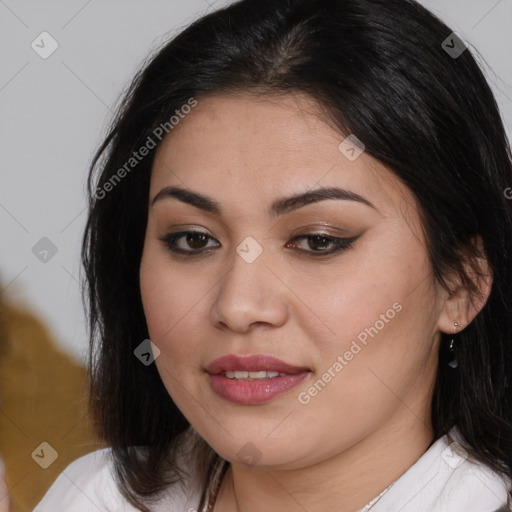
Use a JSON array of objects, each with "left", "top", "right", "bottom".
[
  {"left": 205, "top": 354, "right": 309, "bottom": 375},
  {"left": 206, "top": 354, "right": 310, "bottom": 405}
]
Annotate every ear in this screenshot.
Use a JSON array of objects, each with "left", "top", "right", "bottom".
[{"left": 437, "top": 235, "right": 493, "bottom": 334}]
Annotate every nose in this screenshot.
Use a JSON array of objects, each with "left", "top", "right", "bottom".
[{"left": 209, "top": 244, "right": 289, "bottom": 333}]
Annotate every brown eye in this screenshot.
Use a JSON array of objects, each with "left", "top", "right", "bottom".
[
  {"left": 185, "top": 232, "right": 209, "bottom": 249},
  {"left": 306, "top": 235, "right": 332, "bottom": 251},
  {"left": 160, "top": 231, "right": 219, "bottom": 254},
  {"left": 286, "top": 234, "right": 358, "bottom": 257}
]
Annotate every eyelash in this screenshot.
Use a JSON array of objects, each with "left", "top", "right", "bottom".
[{"left": 159, "top": 231, "right": 358, "bottom": 258}]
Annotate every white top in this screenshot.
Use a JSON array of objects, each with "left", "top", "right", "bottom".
[{"left": 34, "top": 428, "right": 512, "bottom": 512}]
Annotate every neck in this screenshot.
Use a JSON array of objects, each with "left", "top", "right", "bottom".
[{"left": 214, "top": 419, "right": 433, "bottom": 512}]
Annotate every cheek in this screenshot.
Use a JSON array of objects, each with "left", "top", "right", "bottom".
[
  {"left": 139, "top": 245, "right": 214, "bottom": 377},
  {"left": 289, "top": 273, "right": 436, "bottom": 448},
  {"left": 292, "top": 230, "right": 436, "bottom": 395},
  {"left": 289, "top": 232, "right": 421, "bottom": 356}
]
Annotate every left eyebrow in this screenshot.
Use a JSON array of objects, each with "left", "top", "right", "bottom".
[
  {"left": 150, "top": 185, "right": 378, "bottom": 216},
  {"left": 269, "top": 186, "right": 378, "bottom": 216}
]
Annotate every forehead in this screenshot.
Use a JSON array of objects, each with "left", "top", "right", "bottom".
[{"left": 150, "top": 92, "right": 416, "bottom": 220}]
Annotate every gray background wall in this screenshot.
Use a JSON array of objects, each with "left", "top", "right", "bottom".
[{"left": 1, "top": 0, "right": 511, "bottom": 363}]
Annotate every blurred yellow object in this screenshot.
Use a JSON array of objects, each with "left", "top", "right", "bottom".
[{"left": 0, "top": 298, "right": 102, "bottom": 512}]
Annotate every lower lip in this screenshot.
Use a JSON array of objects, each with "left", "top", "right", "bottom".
[{"left": 208, "top": 371, "right": 310, "bottom": 404}]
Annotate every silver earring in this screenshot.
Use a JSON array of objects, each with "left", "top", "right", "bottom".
[{"left": 448, "top": 321, "right": 459, "bottom": 368}]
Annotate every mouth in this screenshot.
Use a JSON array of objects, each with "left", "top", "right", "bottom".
[
  {"left": 205, "top": 354, "right": 311, "bottom": 404},
  {"left": 205, "top": 353, "right": 310, "bottom": 375}
]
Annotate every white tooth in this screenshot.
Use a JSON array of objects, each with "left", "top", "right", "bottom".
[
  {"left": 278, "top": 372, "right": 288, "bottom": 377},
  {"left": 248, "top": 371, "right": 267, "bottom": 379},
  {"left": 224, "top": 370, "right": 285, "bottom": 380}
]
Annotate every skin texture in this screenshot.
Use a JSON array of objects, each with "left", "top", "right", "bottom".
[{"left": 139, "top": 93, "right": 491, "bottom": 512}]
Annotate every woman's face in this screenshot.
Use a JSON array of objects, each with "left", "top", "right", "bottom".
[{"left": 139, "top": 92, "right": 449, "bottom": 468}]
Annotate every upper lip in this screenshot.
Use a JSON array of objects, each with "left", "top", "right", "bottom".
[{"left": 206, "top": 354, "right": 310, "bottom": 375}]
